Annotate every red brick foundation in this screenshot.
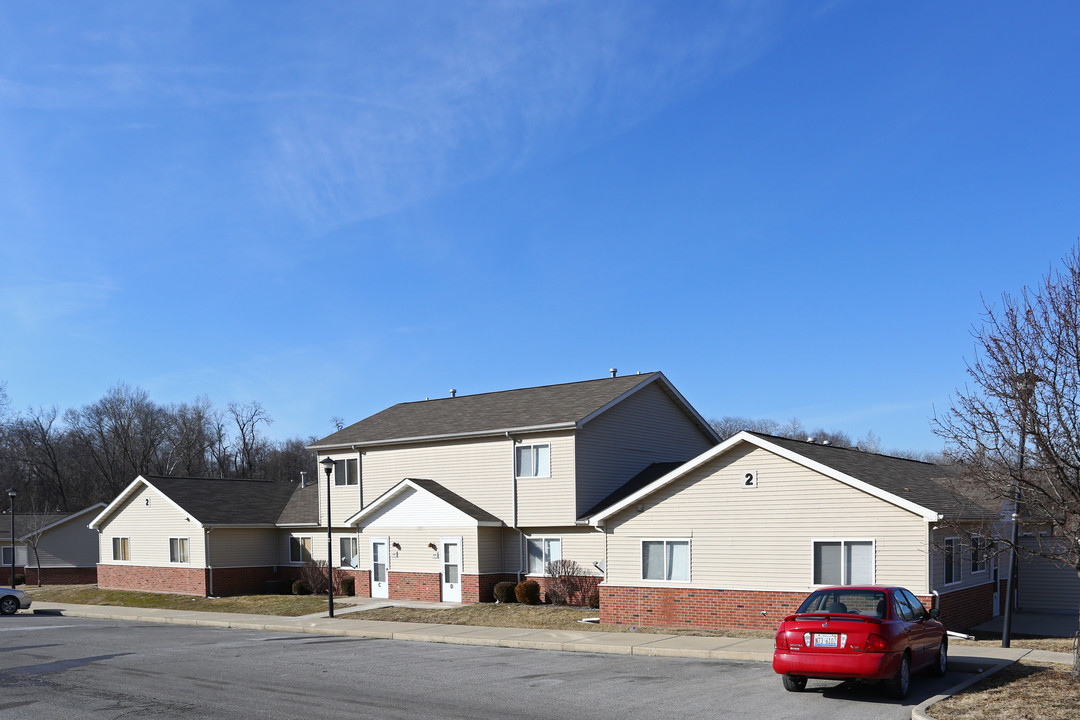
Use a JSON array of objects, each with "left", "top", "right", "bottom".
[
  {"left": 531, "top": 575, "right": 602, "bottom": 606},
  {"left": 24, "top": 567, "right": 97, "bottom": 585},
  {"left": 600, "top": 584, "right": 991, "bottom": 632},
  {"left": 600, "top": 586, "right": 809, "bottom": 631},
  {"left": 464, "top": 573, "right": 518, "bottom": 603},
  {"left": 98, "top": 563, "right": 209, "bottom": 595},
  {"left": 387, "top": 571, "right": 442, "bottom": 601},
  {"left": 935, "top": 581, "right": 997, "bottom": 631}
]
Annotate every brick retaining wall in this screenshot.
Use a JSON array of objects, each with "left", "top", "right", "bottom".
[{"left": 24, "top": 567, "right": 97, "bottom": 585}]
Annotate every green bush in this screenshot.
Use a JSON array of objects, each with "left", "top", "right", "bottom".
[
  {"left": 292, "top": 578, "right": 313, "bottom": 595},
  {"left": 515, "top": 579, "right": 541, "bottom": 605},
  {"left": 587, "top": 590, "right": 600, "bottom": 609},
  {"left": 14, "top": 575, "right": 25, "bottom": 586},
  {"left": 340, "top": 577, "right": 355, "bottom": 596},
  {"left": 493, "top": 581, "right": 517, "bottom": 603}
]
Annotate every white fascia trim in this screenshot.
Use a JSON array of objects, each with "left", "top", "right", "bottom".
[
  {"left": 589, "top": 431, "right": 941, "bottom": 525},
  {"left": 88, "top": 476, "right": 206, "bottom": 530},
  {"left": 19, "top": 502, "right": 106, "bottom": 540},
  {"left": 307, "top": 422, "right": 577, "bottom": 451}
]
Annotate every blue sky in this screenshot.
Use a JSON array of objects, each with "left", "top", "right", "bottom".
[{"left": 1, "top": 1, "right": 1077, "bottom": 452}]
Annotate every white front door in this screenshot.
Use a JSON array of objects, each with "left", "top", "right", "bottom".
[
  {"left": 441, "top": 537, "right": 461, "bottom": 603},
  {"left": 370, "top": 538, "right": 389, "bottom": 599}
]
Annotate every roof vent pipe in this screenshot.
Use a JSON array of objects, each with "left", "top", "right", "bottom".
[
  {"left": 450, "top": 389, "right": 457, "bottom": 398},
  {"left": 610, "top": 368, "right": 617, "bottom": 378}
]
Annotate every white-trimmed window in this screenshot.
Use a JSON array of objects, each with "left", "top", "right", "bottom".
[
  {"left": 1, "top": 546, "right": 17, "bottom": 566},
  {"left": 290, "top": 536, "right": 313, "bottom": 563},
  {"left": 526, "top": 537, "right": 561, "bottom": 575},
  {"left": 944, "top": 537, "right": 962, "bottom": 584},
  {"left": 516, "top": 444, "right": 551, "bottom": 478},
  {"left": 813, "top": 540, "right": 873, "bottom": 585},
  {"left": 169, "top": 537, "right": 189, "bottom": 563},
  {"left": 642, "top": 539, "right": 690, "bottom": 582},
  {"left": 970, "top": 535, "right": 987, "bottom": 574},
  {"left": 112, "top": 537, "right": 130, "bottom": 562},
  {"left": 340, "top": 537, "right": 359, "bottom": 568},
  {"left": 334, "top": 459, "right": 358, "bottom": 486}
]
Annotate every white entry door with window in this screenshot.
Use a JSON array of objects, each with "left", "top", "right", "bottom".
[
  {"left": 370, "top": 537, "right": 389, "bottom": 599},
  {"left": 441, "top": 537, "right": 462, "bottom": 603}
]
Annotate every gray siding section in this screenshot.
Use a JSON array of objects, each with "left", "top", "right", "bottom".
[
  {"left": 575, "top": 381, "right": 715, "bottom": 518},
  {"left": 1018, "top": 535, "right": 1080, "bottom": 613},
  {"left": 29, "top": 518, "right": 100, "bottom": 568}
]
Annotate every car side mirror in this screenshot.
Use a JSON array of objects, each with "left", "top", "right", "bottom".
[{"left": 928, "top": 608, "right": 939, "bottom": 619}]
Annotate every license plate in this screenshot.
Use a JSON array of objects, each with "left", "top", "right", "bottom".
[{"left": 813, "top": 633, "right": 839, "bottom": 648}]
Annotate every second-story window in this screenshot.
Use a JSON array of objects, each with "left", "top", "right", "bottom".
[
  {"left": 516, "top": 444, "right": 551, "bottom": 478},
  {"left": 335, "top": 458, "right": 358, "bottom": 486}
]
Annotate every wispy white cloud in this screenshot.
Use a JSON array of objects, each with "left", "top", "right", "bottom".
[
  {"left": 257, "top": 1, "right": 787, "bottom": 230},
  {"left": 0, "top": 277, "right": 117, "bottom": 329}
]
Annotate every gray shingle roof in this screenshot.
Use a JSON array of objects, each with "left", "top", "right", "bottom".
[
  {"left": 276, "top": 481, "right": 320, "bottom": 525},
  {"left": 310, "top": 373, "right": 666, "bottom": 448},
  {"left": 751, "top": 434, "right": 997, "bottom": 518},
  {"left": 579, "top": 461, "right": 687, "bottom": 521},
  {"left": 1, "top": 513, "right": 69, "bottom": 541},
  {"left": 143, "top": 477, "right": 304, "bottom": 526}
]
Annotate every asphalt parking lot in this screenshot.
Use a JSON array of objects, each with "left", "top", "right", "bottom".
[{"left": 0, "top": 615, "right": 970, "bottom": 720}]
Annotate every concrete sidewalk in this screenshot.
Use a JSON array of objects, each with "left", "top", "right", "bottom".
[{"left": 26, "top": 600, "right": 1072, "bottom": 669}]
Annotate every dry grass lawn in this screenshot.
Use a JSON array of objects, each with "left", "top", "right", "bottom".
[
  {"left": 23, "top": 584, "right": 334, "bottom": 616},
  {"left": 931, "top": 660, "right": 1080, "bottom": 720}
]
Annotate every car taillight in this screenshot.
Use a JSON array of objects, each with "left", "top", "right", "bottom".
[
  {"left": 864, "top": 633, "right": 889, "bottom": 653},
  {"left": 775, "top": 631, "right": 789, "bottom": 650}
]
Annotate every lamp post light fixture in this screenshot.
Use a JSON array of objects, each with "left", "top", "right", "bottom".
[
  {"left": 1002, "top": 371, "right": 1040, "bottom": 649},
  {"left": 7, "top": 488, "right": 16, "bottom": 590},
  {"left": 320, "top": 457, "right": 335, "bottom": 619}
]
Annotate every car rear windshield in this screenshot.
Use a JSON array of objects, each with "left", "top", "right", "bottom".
[{"left": 796, "top": 589, "right": 888, "bottom": 618}]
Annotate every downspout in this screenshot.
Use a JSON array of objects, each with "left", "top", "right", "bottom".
[
  {"left": 927, "top": 520, "right": 937, "bottom": 611},
  {"left": 507, "top": 431, "right": 523, "bottom": 582},
  {"left": 206, "top": 527, "right": 214, "bottom": 598}
]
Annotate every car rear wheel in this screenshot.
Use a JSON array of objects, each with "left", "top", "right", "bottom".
[
  {"left": 887, "top": 652, "right": 911, "bottom": 699},
  {"left": 0, "top": 595, "right": 18, "bottom": 615},
  {"left": 782, "top": 675, "right": 807, "bottom": 692},
  {"left": 929, "top": 640, "right": 948, "bottom": 677}
]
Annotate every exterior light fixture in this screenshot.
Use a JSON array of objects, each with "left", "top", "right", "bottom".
[{"left": 320, "top": 457, "right": 335, "bottom": 618}]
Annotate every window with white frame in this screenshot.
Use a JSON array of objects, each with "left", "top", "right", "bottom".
[
  {"left": 1, "top": 546, "right": 16, "bottom": 566},
  {"left": 642, "top": 539, "right": 690, "bottom": 582},
  {"left": 340, "top": 537, "right": 358, "bottom": 568},
  {"left": 813, "top": 540, "right": 873, "bottom": 585},
  {"left": 970, "top": 535, "right": 987, "bottom": 574},
  {"left": 944, "top": 537, "right": 962, "bottom": 584},
  {"left": 290, "top": 536, "right": 313, "bottom": 563},
  {"left": 334, "top": 459, "right": 358, "bottom": 486},
  {"left": 516, "top": 444, "right": 551, "bottom": 478},
  {"left": 169, "top": 537, "right": 189, "bottom": 563},
  {"left": 526, "top": 537, "right": 561, "bottom": 575},
  {"left": 112, "top": 537, "right": 130, "bottom": 562}
]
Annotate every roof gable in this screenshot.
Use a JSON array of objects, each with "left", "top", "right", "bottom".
[
  {"left": 343, "top": 478, "right": 502, "bottom": 527},
  {"left": 588, "top": 432, "right": 991, "bottom": 524},
  {"left": 309, "top": 372, "right": 718, "bottom": 449}
]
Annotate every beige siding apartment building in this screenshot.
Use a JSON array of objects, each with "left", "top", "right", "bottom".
[{"left": 89, "top": 372, "right": 1047, "bottom": 631}]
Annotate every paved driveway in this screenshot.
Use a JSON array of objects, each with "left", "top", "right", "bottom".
[{"left": 0, "top": 615, "right": 966, "bottom": 720}]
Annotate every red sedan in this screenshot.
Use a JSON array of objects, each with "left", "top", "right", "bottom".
[{"left": 773, "top": 586, "right": 947, "bottom": 699}]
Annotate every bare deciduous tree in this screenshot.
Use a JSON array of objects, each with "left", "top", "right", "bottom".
[{"left": 934, "top": 245, "right": 1080, "bottom": 673}]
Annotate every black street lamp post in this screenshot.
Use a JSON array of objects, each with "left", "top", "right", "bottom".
[
  {"left": 7, "top": 489, "right": 16, "bottom": 589},
  {"left": 320, "top": 457, "right": 335, "bottom": 618}
]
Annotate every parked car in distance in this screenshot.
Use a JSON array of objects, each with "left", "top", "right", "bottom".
[
  {"left": 0, "top": 587, "right": 32, "bottom": 615},
  {"left": 773, "top": 586, "right": 947, "bottom": 699}
]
